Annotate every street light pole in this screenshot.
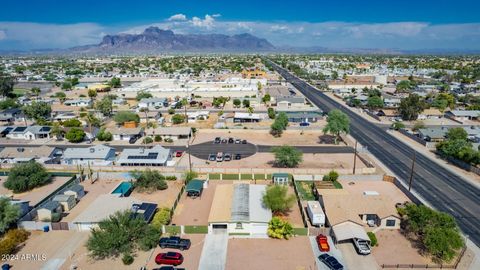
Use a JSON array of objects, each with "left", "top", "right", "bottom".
[
  {"left": 408, "top": 151, "right": 416, "bottom": 191},
  {"left": 353, "top": 140, "right": 358, "bottom": 175}
]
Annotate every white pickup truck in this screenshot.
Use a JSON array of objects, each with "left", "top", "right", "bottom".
[{"left": 353, "top": 238, "right": 371, "bottom": 255}]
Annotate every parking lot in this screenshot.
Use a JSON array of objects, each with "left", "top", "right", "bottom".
[{"left": 189, "top": 139, "right": 257, "bottom": 160}]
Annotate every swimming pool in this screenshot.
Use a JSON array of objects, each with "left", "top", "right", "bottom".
[{"left": 111, "top": 181, "right": 133, "bottom": 197}]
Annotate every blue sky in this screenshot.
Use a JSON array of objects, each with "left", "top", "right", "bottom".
[{"left": 0, "top": 0, "right": 479, "bottom": 50}]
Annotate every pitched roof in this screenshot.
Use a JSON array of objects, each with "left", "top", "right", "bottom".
[{"left": 109, "top": 127, "right": 142, "bottom": 135}]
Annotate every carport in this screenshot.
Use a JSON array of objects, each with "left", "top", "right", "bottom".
[
  {"left": 186, "top": 179, "right": 204, "bottom": 197},
  {"left": 331, "top": 221, "right": 370, "bottom": 244}
]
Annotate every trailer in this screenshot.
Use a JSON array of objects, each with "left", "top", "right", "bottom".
[{"left": 307, "top": 201, "right": 325, "bottom": 227}]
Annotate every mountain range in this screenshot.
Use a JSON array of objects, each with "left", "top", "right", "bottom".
[{"left": 70, "top": 27, "right": 275, "bottom": 54}]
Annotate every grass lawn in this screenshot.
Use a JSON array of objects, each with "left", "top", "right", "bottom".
[
  {"left": 295, "top": 181, "right": 315, "bottom": 200},
  {"left": 13, "top": 88, "right": 28, "bottom": 96}
]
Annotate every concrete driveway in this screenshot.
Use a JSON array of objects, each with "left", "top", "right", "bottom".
[
  {"left": 338, "top": 242, "right": 379, "bottom": 270},
  {"left": 198, "top": 231, "right": 228, "bottom": 270},
  {"left": 309, "top": 236, "right": 347, "bottom": 270}
]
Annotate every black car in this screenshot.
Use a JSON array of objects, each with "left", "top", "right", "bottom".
[
  {"left": 224, "top": 153, "right": 232, "bottom": 161},
  {"left": 241, "top": 139, "right": 247, "bottom": 144},
  {"left": 214, "top": 137, "right": 221, "bottom": 144},
  {"left": 318, "top": 254, "right": 343, "bottom": 270},
  {"left": 208, "top": 154, "right": 216, "bottom": 161},
  {"left": 234, "top": 153, "right": 242, "bottom": 160},
  {"left": 159, "top": 236, "right": 191, "bottom": 251},
  {"left": 129, "top": 135, "right": 140, "bottom": 144},
  {"left": 228, "top": 137, "right": 234, "bottom": 143}
]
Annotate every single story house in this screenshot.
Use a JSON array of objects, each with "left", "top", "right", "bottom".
[
  {"left": 64, "top": 99, "right": 92, "bottom": 107},
  {"left": 37, "top": 201, "right": 62, "bottom": 222},
  {"left": 0, "top": 108, "right": 24, "bottom": 123},
  {"left": 376, "top": 109, "right": 400, "bottom": 118},
  {"left": 285, "top": 111, "right": 323, "bottom": 123},
  {"left": 138, "top": 98, "right": 169, "bottom": 109},
  {"left": 110, "top": 127, "right": 143, "bottom": 141},
  {"left": 275, "top": 96, "right": 305, "bottom": 109},
  {"left": 208, "top": 184, "right": 272, "bottom": 237},
  {"left": 418, "top": 127, "right": 449, "bottom": 142},
  {"left": 383, "top": 98, "right": 401, "bottom": 108},
  {"left": 53, "top": 194, "right": 76, "bottom": 212},
  {"left": 145, "top": 127, "right": 192, "bottom": 141},
  {"left": 0, "top": 126, "right": 14, "bottom": 137},
  {"left": 0, "top": 146, "right": 59, "bottom": 164},
  {"left": 139, "top": 111, "right": 161, "bottom": 123},
  {"left": 233, "top": 112, "right": 264, "bottom": 123},
  {"left": 187, "top": 111, "right": 209, "bottom": 122},
  {"left": 52, "top": 112, "right": 77, "bottom": 121},
  {"left": 62, "top": 145, "right": 116, "bottom": 166},
  {"left": 418, "top": 108, "right": 443, "bottom": 120},
  {"left": 116, "top": 146, "right": 171, "bottom": 166},
  {"left": 112, "top": 98, "right": 127, "bottom": 106},
  {"left": 63, "top": 184, "right": 85, "bottom": 200},
  {"left": 72, "top": 194, "right": 140, "bottom": 231},
  {"left": 6, "top": 126, "right": 51, "bottom": 140},
  {"left": 445, "top": 110, "right": 480, "bottom": 122}
]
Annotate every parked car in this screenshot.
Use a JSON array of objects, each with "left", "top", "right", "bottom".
[
  {"left": 316, "top": 234, "right": 330, "bottom": 252},
  {"left": 208, "top": 153, "right": 216, "bottom": 161},
  {"left": 228, "top": 137, "right": 234, "bottom": 143},
  {"left": 242, "top": 139, "right": 247, "bottom": 144},
  {"left": 221, "top": 138, "right": 227, "bottom": 143},
  {"left": 235, "top": 139, "right": 241, "bottom": 144},
  {"left": 129, "top": 135, "right": 140, "bottom": 144},
  {"left": 353, "top": 238, "right": 371, "bottom": 255},
  {"left": 175, "top": 151, "right": 183, "bottom": 157},
  {"left": 224, "top": 153, "right": 232, "bottom": 161},
  {"left": 216, "top": 152, "right": 224, "bottom": 162},
  {"left": 318, "top": 254, "right": 343, "bottom": 270},
  {"left": 155, "top": 252, "right": 184, "bottom": 266},
  {"left": 153, "top": 267, "right": 186, "bottom": 270},
  {"left": 300, "top": 122, "right": 310, "bottom": 127},
  {"left": 159, "top": 236, "right": 191, "bottom": 251},
  {"left": 214, "top": 137, "right": 221, "bottom": 144},
  {"left": 234, "top": 153, "right": 242, "bottom": 160}
]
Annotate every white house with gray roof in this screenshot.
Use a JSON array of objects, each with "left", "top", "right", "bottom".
[
  {"left": 64, "top": 99, "right": 92, "bottom": 107},
  {"left": 117, "top": 145, "right": 171, "bottom": 166},
  {"left": 6, "top": 126, "right": 51, "bottom": 140},
  {"left": 62, "top": 145, "right": 116, "bottom": 166}
]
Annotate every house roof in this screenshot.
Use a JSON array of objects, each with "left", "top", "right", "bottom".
[
  {"left": 208, "top": 184, "right": 233, "bottom": 223},
  {"left": 53, "top": 194, "right": 74, "bottom": 202},
  {"left": 72, "top": 194, "right": 139, "bottom": 223},
  {"left": 332, "top": 221, "right": 370, "bottom": 242},
  {"left": 231, "top": 184, "right": 250, "bottom": 222},
  {"left": 10, "top": 126, "right": 51, "bottom": 134},
  {"left": 64, "top": 184, "right": 84, "bottom": 194},
  {"left": 186, "top": 179, "right": 204, "bottom": 193},
  {"left": 0, "top": 146, "right": 56, "bottom": 159},
  {"left": 117, "top": 145, "right": 170, "bottom": 164},
  {"left": 418, "top": 127, "right": 448, "bottom": 139},
  {"left": 248, "top": 184, "right": 271, "bottom": 223},
  {"left": 276, "top": 96, "right": 305, "bottom": 104},
  {"left": 63, "top": 145, "right": 114, "bottom": 160},
  {"left": 447, "top": 110, "right": 480, "bottom": 117},
  {"left": 109, "top": 127, "right": 142, "bottom": 136},
  {"left": 421, "top": 108, "right": 443, "bottom": 116},
  {"left": 40, "top": 200, "right": 60, "bottom": 211},
  {"left": 234, "top": 112, "right": 262, "bottom": 120},
  {"left": 139, "top": 98, "right": 168, "bottom": 103}
]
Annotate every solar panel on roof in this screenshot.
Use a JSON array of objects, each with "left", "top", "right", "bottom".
[
  {"left": 40, "top": 127, "right": 51, "bottom": 132},
  {"left": 14, "top": 127, "right": 27, "bottom": 132}
]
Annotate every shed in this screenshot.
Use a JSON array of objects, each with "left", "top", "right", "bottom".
[
  {"left": 53, "top": 194, "right": 76, "bottom": 211},
  {"left": 272, "top": 173, "right": 289, "bottom": 185},
  {"left": 37, "top": 201, "right": 62, "bottom": 221},
  {"left": 186, "top": 179, "right": 204, "bottom": 197},
  {"left": 64, "top": 184, "right": 85, "bottom": 200}
]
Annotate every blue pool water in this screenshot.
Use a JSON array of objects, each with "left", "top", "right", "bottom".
[{"left": 111, "top": 181, "right": 133, "bottom": 197}]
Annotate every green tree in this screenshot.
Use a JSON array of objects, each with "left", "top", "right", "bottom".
[
  {"left": 114, "top": 111, "right": 140, "bottom": 124},
  {"left": 272, "top": 145, "right": 303, "bottom": 168},
  {"left": 172, "top": 114, "right": 186, "bottom": 124},
  {"left": 233, "top": 99, "right": 241, "bottom": 107},
  {"left": 84, "top": 113, "right": 101, "bottom": 135},
  {"left": 62, "top": 118, "right": 82, "bottom": 127},
  {"left": 322, "top": 170, "right": 339, "bottom": 182},
  {"left": 412, "top": 121, "right": 425, "bottom": 132},
  {"left": 3, "top": 161, "right": 51, "bottom": 193},
  {"left": 54, "top": 91, "right": 67, "bottom": 103},
  {"left": 391, "top": 122, "right": 406, "bottom": 130},
  {"left": 262, "top": 185, "right": 296, "bottom": 215},
  {"left": 242, "top": 99, "right": 250, "bottom": 108},
  {"left": 262, "top": 94, "right": 271, "bottom": 103},
  {"left": 65, "top": 127, "right": 86, "bottom": 143},
  {"left": 0, "top": 99, "right": 19, "bottom": 110},
  {"left": 97, "top": 128, "right": 113, "bottom": 141},
  {"left": 267, "top": 107, "right": 276, "bottom": 119},
  {"left": 0, "top": 197, "right": 20, "bottom": 234},
  {"left": 88, "top": 89, "right": 97, "bottom": 101},
  {"left": 323, "top": 109, "right": 350, "bottom": 144},
  {"left": 96, "top": 96, "right": 113, "bottom": 116},
  {"left": 86, "top": 211, "right": 161, "bottom": 261},
  {"left": 446, "top": 127, "right": 468, "bottom": 141},
  {"left": 61, "top": 81, "right": 72, "bottom": 90},
  {"left": 396, "top": 80, "right": 414, "bottom": 93},
  {"left": 136, "top": 90, "right": 153, "bottom": 101},
  {"left": 270, "top": 112, "right": 289, "bottom": 137},
  {"left": 399, "top": 94, "right": 425, "bottom": 121},
  {"left": 50, "top": 122, "right": 64, "bottom": 139},
  {"left": 0, "top": 73, "right": 15, "bottom": 97},
  {"left": 30, "top": 87, "right": 41, "bottom": 96},
  {"left": 267, "top": 217, "right": 294, "bottom": 239},
  {"left": 367, "top": 96, "right": 384, "bottom": 109},
  {"left": 22, "top": 101, "right": 52, "bottom": 122},
  {"left": 131, "top": 169, "right": 168, "bottom": 192},
  {"left": 109, "top": 77, "right": 122, "bottom": 88}
]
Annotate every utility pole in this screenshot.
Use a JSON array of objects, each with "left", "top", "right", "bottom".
[
  {"left": 353, "top": 140, "right": 358, "bottom": 174},
  {"left": 408, "top": 151, "right": 416, "bottom": 191}
]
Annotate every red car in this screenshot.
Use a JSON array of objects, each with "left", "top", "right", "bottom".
[
  {"left": 175, "top": 151, "right": 184, "bottom": 157},
  {"left": 155, "top": 252, "right": 184, "bottom": 266},
  {"left": 316, "top": 234, "right": 330, "bottom": 252}
]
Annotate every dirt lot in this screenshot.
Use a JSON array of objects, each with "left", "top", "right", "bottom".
[
  {"left": 226, "top": 237, "right": 316, "bottom": 270},
  {"left": 146, "top": 234, "right": 205, "bottom": 270},
  {"left": 131, "top": 180, "right": 183, "bottom": 208},
  {"left": 372, "top": 230, "right": 432, "bottom": 265},
  {"left": 0, "top": 176, "right": 71, "bottom": 206},
  {"left": 193, "top": 129, "right": 335, "bottom": 146},
  {"left": 172, "top": 181, "right": 218, "bottom": 225}
]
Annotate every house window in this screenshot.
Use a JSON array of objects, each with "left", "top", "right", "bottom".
[
  {"left": 386, "top": 219, "right": 396, "bottom": 227},
  {"left": 236, "top": 222, "right": 243, "bottom": 229}
]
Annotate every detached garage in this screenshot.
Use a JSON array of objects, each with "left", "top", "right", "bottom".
[
  {"left": 208, "top": 184, "right": 272, "bottom": 237},
  {"left": 331, "top": 221, "right": 370, "bottom": 244}
]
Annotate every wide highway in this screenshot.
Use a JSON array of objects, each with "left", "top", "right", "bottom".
[{"left": 270, "top": 61, "right": 480, "bottom": 246}]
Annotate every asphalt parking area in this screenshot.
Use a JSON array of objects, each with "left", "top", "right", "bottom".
[{"left": 189, "top": 140, "right": 257, "bottom": 160}]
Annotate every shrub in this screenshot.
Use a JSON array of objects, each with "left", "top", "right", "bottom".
[
  {"left": 131, "top": 169, "right": 168, "bottom": 192},
  {"left": 62, "top": 118, "right": 82, "bottom": 127},
  {"left": 172, "top": 114, "right": 186, "bottom": 124},
  {"left": 4, "top": 161, "right": 51, "bottom": 193},
  {"left": 322, "top": 170, "right": 339, "bottom": 182},
  {"left": 165, "top": 176, "right": 177, "bottom": 181},
  {"left": 114, "top": 111, "right": 139, "bottom": 124},
  {"left": 367, "top": 232, "right": 378, "bottom": 246},
  {"left": 267, "top": 217, "right": 293, "bottom": 240},
  {"left": 65, "top": 128, "right": 85, "bottom": 143},
  {"left": 5, "top": 229, "right": 30, "bottom": 244},
  {"left": 0, "top": 229, "right": 30, "bottom": 256},
  {"left": 142, "top": 137, "right": 153, "bottom": 144},
  {"left": 154, "top": 135, "right": 162, "bottom": 142},
  {"left": 122, "top": 253, "right": 134, "bottom": 265},
  {"left": 0, "top": 237, "right": 17, "bottom": 256},
  {"left": 97, "top": 128, "right": 113, "bottom": 141},
  {"left": 138, "top": 226, "right": 161, "bottom": 251},
  {"left": 151, "top": 208, "right": 171, "bottom": 229},
  {"left": 164, "top": 138, "right": 173, "bottom": 143}
]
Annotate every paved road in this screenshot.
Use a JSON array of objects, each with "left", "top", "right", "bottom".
[{"left": 270, "top": 61, "right": 480, "bottom": 246}]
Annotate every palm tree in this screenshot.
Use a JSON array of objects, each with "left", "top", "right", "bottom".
[
  {"left": 84, "top": 113, "right": 100, "bottom": 136},
  {"left": 247, "top": 106, "right": 254, "bottom": 114},
  {"left": 50, "top": 122, "right": 64, "bottom": 140}
]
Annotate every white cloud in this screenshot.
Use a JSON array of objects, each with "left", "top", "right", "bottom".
[
  {"left": 168, "top": 14, "right": 187, "bottom": 21},
  {"left": 191, "top": 14, "right": 216, "bottom": 29}
]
